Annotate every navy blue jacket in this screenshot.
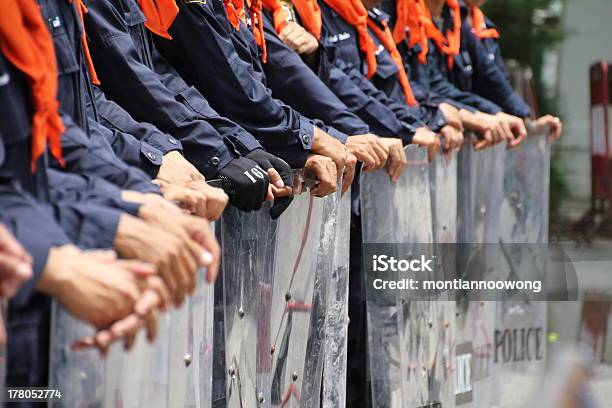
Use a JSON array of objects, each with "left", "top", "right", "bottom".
[
  {"left": 0, "top": 49, "right": 132, "bottom": 389},
  {"left": 152, "top": 0, "right": 319, "bottom": 168},
  {"left": 261, "top": 10, "right": 369, "bottom": 138},
  {"left": 379, "top": 0, "right": 502, "bottom": 114},
  {"left": 39, "top": 0, "right": 161, "bottom": 194},
  {"left": 317, "top": 1, "right": 438, "bottom": 143},
  {"left": 83, "top": 0, "right": 264, "bottom": 177},
  {"left": 458, "top": 4, "right": 531, "bottom": 118}
]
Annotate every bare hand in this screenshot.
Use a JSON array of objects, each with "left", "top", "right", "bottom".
[
  {"left": 342, "top": 153, "right": 357, "bottom": 195},
  {"left": 153, "top": 180, "right": 229, "bottom": 220},
  {"left": 412, "top": 127, "right": 441, "bottom": 161},
  {"left": 312, "top": 127, "right": 347, "bottom": 178},
  {"left": 278, "top": 21, "right": 319, "bottom": 55},
  {"left": 0, "top": 224, "right": 33, "bottom": 298},
  {"left": 304, "top": 154, "right": 338, "bottom": 197},
  {"left": 529, "top": 114, "right": 563, "bottom": 141},
  {"left": 379, "top": 138, "right": 408, "bottom": 183},
  {"left": 439, "top": 125, "right": 464, "bottom": 152},
  {"left": 438, "top": 103, "right": 463, "bottom": 131},
  {"left": 346, "top": 134, "right": 388, "bottom": 171},
  {"left": 156, "top": 151, "right": 205, "bottom": 186}
]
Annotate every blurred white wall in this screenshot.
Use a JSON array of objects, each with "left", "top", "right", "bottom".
[{"left": 556, "top": 0, "right": 612, "bottom": 219}]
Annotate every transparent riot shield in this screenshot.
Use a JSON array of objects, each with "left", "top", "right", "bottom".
[
  {"left": 492, "top": 132, "right": 551, "bottom": 407},
  {"left": 221, "top": 206, "right": 277, "bottom": 408},
  {"left": 49, "top": 305, "right": 105, "bottom": 407},
  {"left": 322, "top": 190, "right": 351, "bottom": 408},
  {"left": 428, "top": 153, "right": 458, "bottom": 407},
  {"left": 269, "top": 186, "right": 340, "bottom": 408},
  {"left": 360, "top": 146, "right": 434, "bottom": 408},
  {"left": 456, "top": 142, "right": 506, "bottom": 408}
]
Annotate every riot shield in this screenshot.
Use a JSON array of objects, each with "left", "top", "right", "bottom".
[
  {"left": 49, "top": 305, "right": 105, "bottom": 407},
  {"left": 322, "top": 190, "right": 351, "bottom": 408},
  {"left": 455, "top": 143, "right": 506, "bottom": 408},
  {"left": 269, "top": 187, "right": 340, "bottom": 408},
  {"left": 221, "top": 206, "right": 277, "bottom": 408},
  {"left": 492, "top": 132, "right": 551, "bottom": 407},
  {"left": 360, "top": 146, "right": 434, "bottom": 408}
]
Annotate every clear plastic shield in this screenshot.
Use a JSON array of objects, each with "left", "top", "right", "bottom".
[
  {"left": 430, "top": 152, "right": 458, "bottom": 245},
  {"left": 492, "top": 133, "right": 551, "bottom": 406},
  {"left": 457, "top": 143, "right": 507, "bottom": 244},
  {"left": 456, "top": 143, "right": 506, "bottom": 407},
  {"left": 49, "top": 305, "right": 105, "bottom": 407},
  {"left": 322, "top": 190, "right": 351, "bottom": 408},
  {"left": 269, "top": 186, "right": 340, "bottom": 408},
  {"left": 360, "top": 146, "right": 434, "bottom": 408},
  {"left": 221, "top": 206, "right": 276, "bottom": 408}
]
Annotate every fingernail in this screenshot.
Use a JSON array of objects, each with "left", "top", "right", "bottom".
[
  {"left": 274, "top": 180, "right": 284, "bottom": 188},
  {"left": 201, "top": 251, "right": 213, "bottom": 265},
  {"left": 15, "top": 263, "right": 32, "bottom": 279}
]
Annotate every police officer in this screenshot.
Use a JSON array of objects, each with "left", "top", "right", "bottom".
[
  {"left": 461, "top": 0, "right": 562, "bottom": 139},
  {"left": 143, "top": 0, "right": 353, "bottom": 196},
  {"left": 0, "top": 1, "right": 177, "bottom": 389},
  {"left": 81, "top": 0, "right": 300, "bottom": 217}
]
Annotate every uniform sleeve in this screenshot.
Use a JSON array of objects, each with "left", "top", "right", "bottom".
[
  {"left": 56, "top": 114, "right": 160, "bottom": 194},
  {"left": 262, "top": 15, "right": 370, "bottom": 137},
  {"left": 328, "top": 60, "right": 419, "bottom": 144},
  {"left": 83, "top": 0, "right": 252, "bottom": 177},
  {"left": 152, "top": 0, "right": 315, "bottom": 168},
  {"left": 0, "top": 182, "right": 71, "bottom": 308},
  {"left": 467, "top": 32, "right": 531, "bottom": 118},
  {"left": 90, "top": 85, "right": 184, "bottom": 156},
  {"left": 427, "top": 46, "right": 502, "bottom": 114}
]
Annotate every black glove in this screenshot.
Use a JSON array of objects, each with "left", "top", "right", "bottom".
[
  {"left": 217, "top": 157, "right": 269, "bottom": 212},
  {"left": 246, "top": 149, "right": 294, "bottom": 219}
]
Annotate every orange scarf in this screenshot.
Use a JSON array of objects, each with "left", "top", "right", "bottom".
[
  {"left": 470, "top": 6, "right": 498, "bottom": 39},
  {"left": 367, "top": 18, "right": 417, "bottom": 106},
  {"left": 421, "top": 0, "right": 460, "bottom": 69},
  {"left": 322, "top": 0, "right": 377, "bottom": 79},
  {"left": 291, "top": 0, "right": 322, "bottom": 40},
  {"left": 392, "top": 0, "right": 428, "bottom": 64},
  {"left": 261, "top": 0, "right": 289, "bottom": 34},
  {"left": 247, "top": 0, "right": 269, "bottom": 62},
  {"left": 224, "top": 0, "right": 246, "bottom": 30},
  {"left": 0, "top": 0, "right": 65, "bottom": 171},
  {"left": 70, "top": 0, "right": 100, "bottom": 85},
  {"left": 137, "top": 0, "right": 179, "bottom": 40}
]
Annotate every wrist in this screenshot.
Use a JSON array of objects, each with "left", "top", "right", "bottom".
[
  {"left": 114, "top": 214, "right": 149, "bottom": 258},
  {"left": 37, "top": 245, "right": 80, "bottom": 298}
]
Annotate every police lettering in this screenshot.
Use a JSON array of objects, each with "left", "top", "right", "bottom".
[{"left": 494, "top": 327, "right": 543, "bottom": 363}]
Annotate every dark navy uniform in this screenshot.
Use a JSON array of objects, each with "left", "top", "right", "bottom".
[
  {"left": 379, "top": 0, "right": 503, "bottom": 114},
  {"left": 317, "top": 2, "right": 444, "bottom": 144},
  {"left": 261, "top": 11, "right": 370, "bottom": 138},
  {"left": 457, "top": 2, "right": 531, "bottom": 118},
  {"left": 150, "top": 0, "right": 322, "bottom": 168},
  {"left": 0, "top": 48, "right": 134, "bottom": 391},
  {"left": 82, "top": 0, "right": 266, "bottom": 177}
]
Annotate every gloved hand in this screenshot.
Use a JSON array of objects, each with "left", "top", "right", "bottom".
[
  {"left": 217, "top": 157, "right": 270, "bottom": 212},
  {"left": 246, "top": 149, "right": 294, "bottom": 219}
]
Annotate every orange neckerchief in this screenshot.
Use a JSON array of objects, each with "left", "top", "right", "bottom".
[
  {"left": 322, "top": 0, "right": 377, "bottom": 78},
  {"left": 0, "top": 0, "right": 65, "bottom": 171},
  {"left": 392, "top": 0, "right": 428, "bottom": 64},
  {"left": 70, "top": 0, "right": 100, "bottom": 85},
  {"left": 261, "top": 0, "right": 289, "bottom": 34},
  {"left": 224, "top": 0, "right": 246, "bottom": 30},
  {"left": 246, "top": 0, "right": 268, "bottom": 62},
  {"left": 421, "top": 0, "right": 460, "bottom": 68},
  {"left": 291, "top": 0, "right": 322, "bottom": 40},
  {"left": 469, "top": 6, "right": 498, "bottom": 39},
  {"left": 367, "top": 17, "right": 417, "bottom": 106},
  {"left": 136, "top": 0, "right": 179, "bottom": 40}
]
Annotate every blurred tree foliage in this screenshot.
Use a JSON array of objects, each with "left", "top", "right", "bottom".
[
  {"left": 483, "top": 0, "right": 564, "bottom": 115},
  {"left": 484, "top": 0, "right": 568, "bottom": 222}
]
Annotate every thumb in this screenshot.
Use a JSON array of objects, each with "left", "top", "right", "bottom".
[{"left": 267, "top": 168, "right": 285, "bottom": 189}]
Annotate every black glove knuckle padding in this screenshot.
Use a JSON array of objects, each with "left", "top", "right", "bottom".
[{"left": 217, "top": 157, "right": 269, "bottom": 212}]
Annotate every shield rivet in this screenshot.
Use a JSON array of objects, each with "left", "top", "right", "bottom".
[
  {"left": 258, "top": 393, "right": 265, "bottom": 403},
  {"left": 292, "top": 371, "right": 299, "bottom": 382},
  {"left": 184, "top": 354, "right": 192, "bottom": 366},
  {"left": 238, "top": 308, "right": 245, "bottom": 319},
  {"left": 285, "top": 292, "right": 292, "bottom": 301}
]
